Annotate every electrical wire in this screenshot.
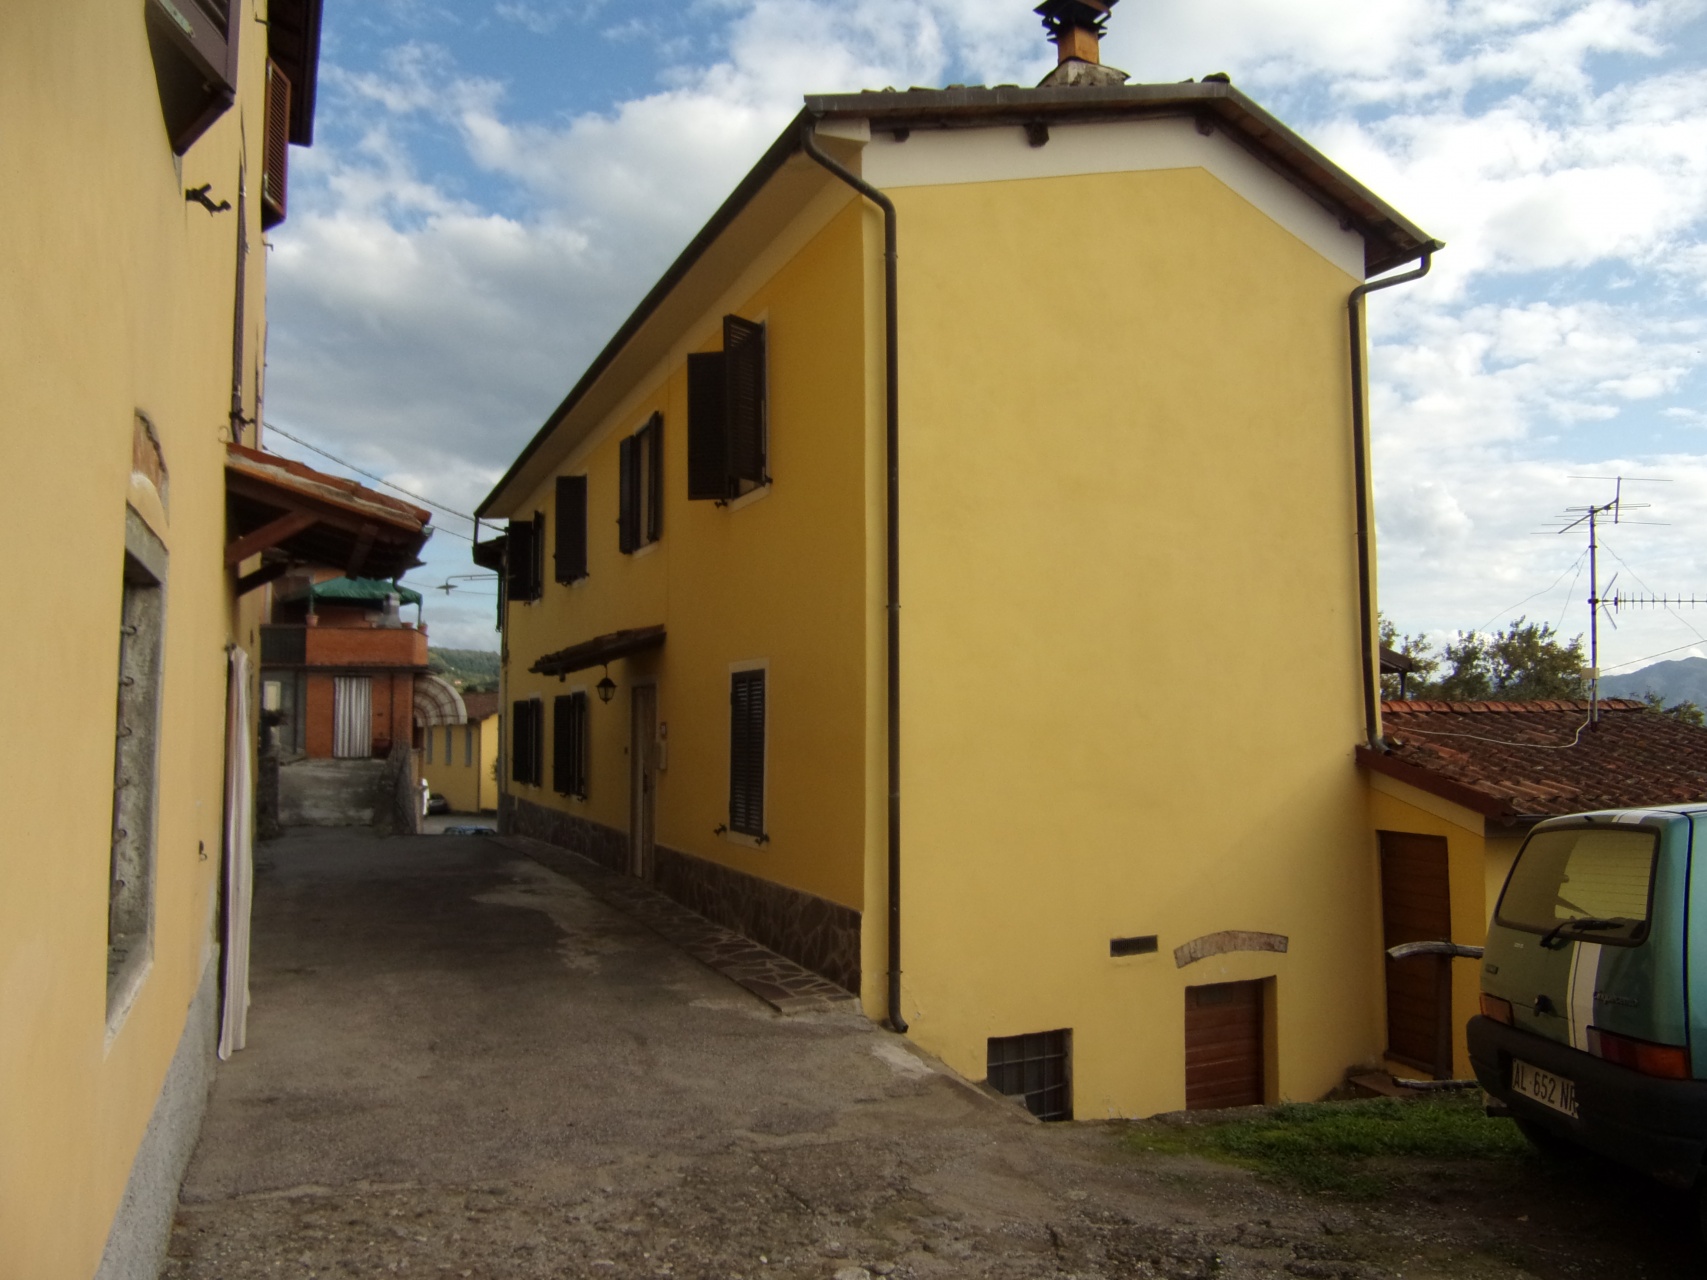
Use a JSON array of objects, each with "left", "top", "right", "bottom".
[
  {"left": 260, "top": 419, "right": 480, "bottom": 527},
  {"left": 1598, "top": 539, "right": 1707, "bottom": 648},
  {"left": 1601, "top": 640, "right": 1707, "bottom": 674},
  {"left": 1472, "top": 551, "right": 1588, "bottom": 635},
  {"left": 1396, "top": 717, "right": 1591, "bottom": 751}
]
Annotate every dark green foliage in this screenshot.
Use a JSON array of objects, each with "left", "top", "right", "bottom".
[
  {"left": 1122, "top": 1095, "right": 1529, "bottom": 1197},
  {"left": 1640, "top": 690, "right": 1706, "bottom": 726},
  {"left": 429, "top": 647, "right": 500, "bottom": 692},
  {"left": 1380, "top": 615, "right": 1586, "bottom": 702}
]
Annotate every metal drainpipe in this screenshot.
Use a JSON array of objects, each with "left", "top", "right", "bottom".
[
  {"left": 799, "top": 117, "right": 907, "bottom": 1033},
  {"left": 1349, "top": 251, "right": 1434, "bottom": 749}
]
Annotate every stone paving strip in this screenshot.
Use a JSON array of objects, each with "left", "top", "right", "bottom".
[{"left": 491, "top": 833, "right": 858, "bottom": 1014}]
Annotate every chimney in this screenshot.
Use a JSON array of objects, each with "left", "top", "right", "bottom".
[{"left": 1035, "top": 0, "right": 1129, "bottom": 88}]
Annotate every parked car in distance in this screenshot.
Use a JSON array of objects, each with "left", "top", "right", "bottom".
[
  {"left": 1470, "top": 806, "right": 1707, "bottom": 1225},
  {"left": 426, "top": 792, "right": 449, "bottom": 815}
]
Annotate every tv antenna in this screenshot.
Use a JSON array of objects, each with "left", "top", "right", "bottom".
[{"left": 1549, "top": 477, "right": 1669, "bottom": 724}]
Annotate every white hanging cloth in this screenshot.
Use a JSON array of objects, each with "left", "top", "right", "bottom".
[{"left": 219, "top": 645, "right": 254, "bottom": 1060}]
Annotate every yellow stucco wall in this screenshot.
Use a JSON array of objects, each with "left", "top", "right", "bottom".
[
  {"left": 501, "top": 196, "right": 873, "bottom": 916},
  {"left": 0, "top": 3, "right": 270, "bottom": 1273},
  {"left": 427, "top": 718, "right": 498, "bottom": 813},
  {"left": 890, "top": 165, "right": 1378, "bottom": 1117},
  {"left": 1366, "top": 773, "right": 1506, "bottom": 1080}
]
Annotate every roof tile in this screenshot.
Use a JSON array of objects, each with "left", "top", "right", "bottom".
[{"left": 1370, "top": 699, "right": 1707, "bottom": 818}]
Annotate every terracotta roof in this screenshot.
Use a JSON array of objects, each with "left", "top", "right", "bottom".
[
  {"left": 461, "top": 691, "right": 500, "bottom": 722},
  {"left": 226, "top": 443, "right": 431, "bottom": 584},
  {"left": 1358, "top": 699, "right": 1707, "bottom": 824}
]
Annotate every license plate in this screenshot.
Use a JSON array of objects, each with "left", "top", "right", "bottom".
[{"left": 1511, "top": 1059, "right": 1579, "bottom": 1119}]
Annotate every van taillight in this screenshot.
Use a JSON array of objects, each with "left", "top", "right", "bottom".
[
  {"left": 1480, "top": 993, "right": 1513, "bottom": 1025},
  {"left": 1588, "top": 1027, "right": 1692, "bottom": 1080}
]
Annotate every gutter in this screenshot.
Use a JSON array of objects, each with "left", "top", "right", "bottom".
[
  {"left": 1348, "top": 248, "right": 1440, "bottom": 749},
  {"left": 798, "top": 119, "right": 908, "bottom": 1034}
]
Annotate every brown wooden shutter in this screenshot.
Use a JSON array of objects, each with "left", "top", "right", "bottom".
[
  {"left": 510, "top": 700, "right": 530, "bottom": 784},
  {"left": 554, "top": 476, "right": 587, "bottom": 583},
  {"left": 261, "top": 60, "right": 291, "bottom": 229},
  {"left": 618, "top": 435, "right": 638, "bottom": 553},
  {"left": 723, "top": 315, "right": 767, "bottom": 487},
  {"left": 645, "top": 413, "right": 664, "bottom": 542},
  {"left": 552, "top": 695, "right": 573, "bottom": 794},
  {"left": 687, "top": 352, "right": 727, "bottom": 500},
  {"left": 571, "top": 692, "right": 587, "bottom": 795},
  {"left": 146, "top": 0, "right": 241, "bottom": 153},
  {"left": 728, "top": 670, "right": 766, "bottom": 837},
  {"left": 505, "top": 518, "right": 541, "bottom": 601}
]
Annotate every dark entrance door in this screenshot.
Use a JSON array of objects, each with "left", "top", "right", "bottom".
[
  {"left": 1379, "top": 830, "right": 1453, "bottom": 1078},
  {"left": 1185, "top": 980, "right": 1265, "bottom": 1110}
]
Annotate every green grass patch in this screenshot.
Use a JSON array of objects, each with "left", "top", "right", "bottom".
[{"left": 1121, "top": 1094, "right": 1530, "bottom": 1197}]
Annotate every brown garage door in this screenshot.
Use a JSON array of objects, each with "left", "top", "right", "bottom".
[
  {"left": 1185, "top": 980, "right": 1265, "bottom": 1110},
  {"left": 1379, "top": 830, "right": 1452, "bottom": 1078}
]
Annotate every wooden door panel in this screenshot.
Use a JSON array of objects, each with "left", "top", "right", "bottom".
[
  {"left": 1379, "top": 831, "right": 1452, "bottom": 1076},
  {"left": 1185, "top": 980, "right": 1264, "bottom": 1110}
]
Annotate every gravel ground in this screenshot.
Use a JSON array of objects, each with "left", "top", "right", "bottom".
[{"left": 163, "top": 830, "right": 1706, "bottom": 1280}]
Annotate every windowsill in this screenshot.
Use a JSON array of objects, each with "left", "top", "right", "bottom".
[
  {"left": 726, "top": 483, "right": 772, "bottom": 513},
  {"left": 721, "top": 828, "right": 768, "bottom": 850},
  {"left": 631, "top": 540, "right": 661, "bottom": 560}
]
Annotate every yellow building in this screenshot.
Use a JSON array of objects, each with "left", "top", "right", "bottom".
[
  {"left": 476, "top": 5, "right": 1440, "bottom": 1118},
  {"left": 423, "top": 691, "right": 501, "bottom": 814},
  {"left": 0, "top": 2, "right": 343, "bottom": 1273},
  {"left": 1361, "top": 697, "right": 1707, "bottom": 1082}
]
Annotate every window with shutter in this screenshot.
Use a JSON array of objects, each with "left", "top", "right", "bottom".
[
  {"left": 145, "top": 0, "right": 241, "bottom": 154},
  {"left": 555, "top": 476, "right": 588, "bottom": 583},
  {"left": 510, "top": 700, "right": 528, "bottom": 784},
  {"left": 505, "top": 515, "right": 543, "bottom": 602},
  {"left": 686, "top": 317, "right": 767, "bottom": 503},
  {"left": 723, "top": 315, "right": 767, "bottom": 492},
  {"left": 510, "top": 699, "right": 542, "bottom": 786},
  {"left": 618, "top": 414, "right": 664, "bottom": 553},
  {"left": 618, "top": 436, "right": 638, "bottom": 554},
  {"left": 261, "top": 60, "right": 292, "bottom": 229},
  {"left": 728, "top": 669, "right": 766, "bottom": 838},
  {"left": 553, "top": 692, "right": 589, "bottom": 798},
  {"left": 687, "top": 353, "right": 726, "bottom": 500},
  {"left": 644, "top": 413, "right": 664, "bottom": 542}
]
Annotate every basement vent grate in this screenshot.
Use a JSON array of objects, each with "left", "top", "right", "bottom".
[
  {"left": 987, "top": 1029, "right": 1072, "bottom": 1122},
  {"left": 1110, "top": 935, "right": 1158, "bottom": 957}
]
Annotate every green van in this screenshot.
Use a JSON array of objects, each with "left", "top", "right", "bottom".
[{"left": 1471, "top": 807, "right": 1707, "bottom": 1199}]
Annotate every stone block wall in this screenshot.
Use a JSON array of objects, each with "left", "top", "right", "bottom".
[{"left": 504, "top": 795, "right": 860, "bottom": 993}]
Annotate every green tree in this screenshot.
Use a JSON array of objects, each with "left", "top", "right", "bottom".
[
  {"left": 1641, "top": 690, "right": 1706, "bottom": 727},
  {"left": 1378, "top": 616, "right": 1440, "bottom": 700},
  {"left": 1378, "top": 615, "right": 1587, "bottom": 702}
]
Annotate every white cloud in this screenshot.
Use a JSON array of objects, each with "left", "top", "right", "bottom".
[{"left": 265, "top": 0, "right": 1707, "bottom": 652}]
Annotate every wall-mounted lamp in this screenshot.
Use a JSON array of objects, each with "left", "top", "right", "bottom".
[{"left": 596, "top": 667, "right": 617, "bottom": 703}]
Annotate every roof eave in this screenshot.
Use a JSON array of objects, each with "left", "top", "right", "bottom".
[
  {"left": 476, "top": 112, "right": 811, "bottom": 520},
  {"left": 808, "top": 82, "right": 1440, "bottom": 276},
  {"left": 479, "top": 82, "right": 1440, "bottom": 518}
]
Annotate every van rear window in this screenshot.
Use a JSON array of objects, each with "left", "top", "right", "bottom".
[{"left": 1495, "top": 826, "right": 1658, "bottom": 948}]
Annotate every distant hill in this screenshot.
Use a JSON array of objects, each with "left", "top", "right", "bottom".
[
  {"left": 429, "top": 647, "right": 500, "bottom": 693},
  {"left": 1601, "top": 657, "right": 1707, "bottom": 707}
]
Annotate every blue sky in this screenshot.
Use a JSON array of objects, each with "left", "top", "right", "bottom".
[{"left": 260, "top": 0, "right": 1707, "bottom": 672}]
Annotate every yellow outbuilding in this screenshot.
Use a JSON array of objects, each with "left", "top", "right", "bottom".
[{"left": 476, "top": 7, "right": 1441, "bottom": 1119}]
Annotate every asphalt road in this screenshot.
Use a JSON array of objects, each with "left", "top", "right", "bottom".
[{"left": 163, "top": 829, "right": 1707, "bottom": 1280}]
